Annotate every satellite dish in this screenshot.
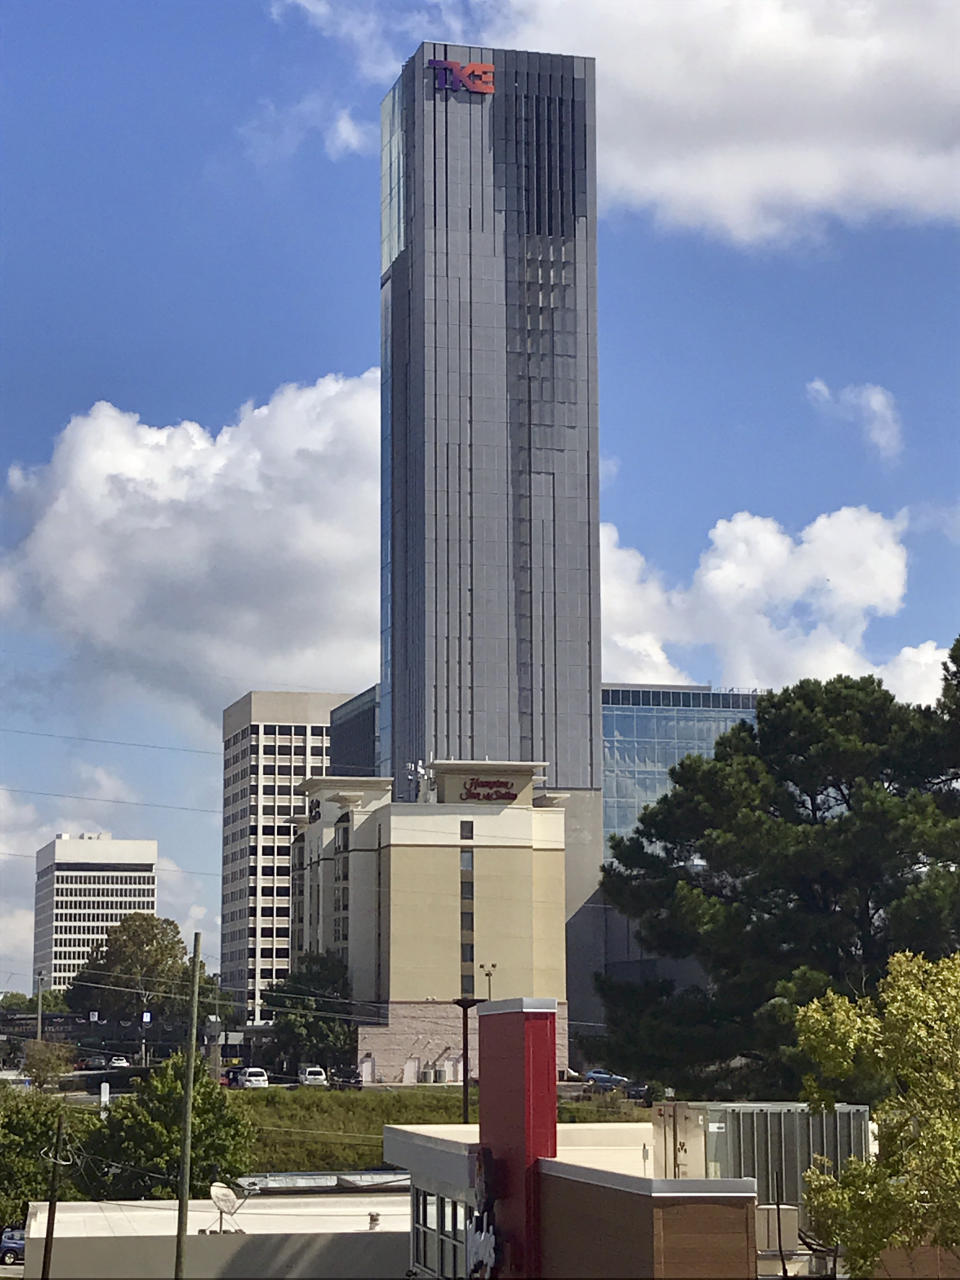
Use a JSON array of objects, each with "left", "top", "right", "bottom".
[{"left": 210, "top": 1183, "right": 239, "bottom": 1216}]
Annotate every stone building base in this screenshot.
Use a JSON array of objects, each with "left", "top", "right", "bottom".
[{"left": 357, "top": 1000, "right": 569, "bottom": 1085}]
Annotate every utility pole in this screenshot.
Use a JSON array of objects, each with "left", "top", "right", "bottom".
[
  {"left": 452, "top": 997, "right": 481, "bottom": 1123},
  {"left": 36, "top": 969, "right": 45, "bottom": 1043},
  {"left": 40, "top": 1111, "right": 64, "bottom": 1280},
  {"left": 174, "top": 932, "right": 202, "bottom": 1280}
]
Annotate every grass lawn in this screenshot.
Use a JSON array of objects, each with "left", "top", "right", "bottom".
[{"left": 234, "top": 1086, "right": 651, "bottom": 1172}]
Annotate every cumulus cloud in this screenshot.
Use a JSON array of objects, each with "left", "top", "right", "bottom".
[
  {"left": 278, "top": 0, "right": 960, "bottom": 243},
  {"left": 600, "top": 507, "right": 948, "bottom": 704},
  {"left": 1, "top": 372, "right": 382, "bottom": 729},
  {"left": 324, "top": 108, "right": 378, "bottom": 159},
  {"left": 0, "top": 790, "right": 104, "bottom": 990},
  {"left": 240, "top": 93, "right": 376, "bottom": 165},
  {"left": 807, "top": 377, "right": 904, "bottom": 460}
]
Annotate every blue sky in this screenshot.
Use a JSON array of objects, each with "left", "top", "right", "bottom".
[{"left": 1, "top": 0, "right": 958, "bottom": 982}]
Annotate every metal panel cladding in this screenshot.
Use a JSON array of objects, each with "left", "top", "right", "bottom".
[{"left": 380, "top": 43, "right": 600, "bottom": 797}]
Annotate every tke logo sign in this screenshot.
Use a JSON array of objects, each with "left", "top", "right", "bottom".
[{"left": 428, "top": 59, "right": 494, "bottom": 94}]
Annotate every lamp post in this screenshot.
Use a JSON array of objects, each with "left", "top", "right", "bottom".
[
  {"left": 451, "top": 997, "right": 481, "bottom": 1124},
  {"left": 35, "top": 969, "right": 45, "bottom": 1042},
  {"left": 479, "top": 963, "right": 496, "bottom": 1001}
]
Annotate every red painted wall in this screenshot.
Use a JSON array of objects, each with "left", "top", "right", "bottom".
[{"left": 479, "top": 1006, "right": 557, "bottom": 1278}]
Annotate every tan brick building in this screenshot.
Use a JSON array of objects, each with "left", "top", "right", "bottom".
[{"left": 292, "top": 761, "right": 568, "bottom": 1080}]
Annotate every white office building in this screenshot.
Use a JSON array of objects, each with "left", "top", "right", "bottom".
[
  {"left": 33, "top": 833, "right": 158, "bottom": 992},
  {"left": 220, "top": 690, "right": 350, "bottom": 1020}
]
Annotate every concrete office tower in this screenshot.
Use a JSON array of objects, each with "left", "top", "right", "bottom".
[
  {"left": 380, "top": 44, "right": 603, "bottom": 1020},
  {"left": 33, "top": 833, "right": 158, "bottom": 992},
  {"left": 380, "top": 43, "right": 600, "bottom": 795},
  {"left": 221, "top": 690, "right": 349, "bottom": 1020}
]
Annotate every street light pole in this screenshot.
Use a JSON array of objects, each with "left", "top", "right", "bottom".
[
  {"left": 36, "top": 969, "right": 45, "bottom": 1042},
  {"left": 451, "top": 997, "right": 481, "bottom": 1124},
  {"left": 479, "top": 963, "right": 496, "bottom": 1001}
]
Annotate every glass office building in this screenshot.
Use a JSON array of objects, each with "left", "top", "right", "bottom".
[
  {"left": 601, "top": 684, "right": 760, "bottom": 847},
  {"left": 379, "top": 43, "right": 601, "bottom": 799}
]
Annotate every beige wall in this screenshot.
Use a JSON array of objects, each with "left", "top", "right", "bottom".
[
  {"left": 435, "top": 762, "right": 539, "bottom": 807},
  {"left": 358, "top": 999, "right": 569, "bottom": 1082},
  {"left": 298, "top": 775, "right": 567, "bottom": 1009},
  {"left": 25, "top": 1231, "right": 407, "bottom": 1280},
  {"left": 222, "top": 690, "right": 350, "bottom": 739},
  {"left": 386, "top": 843, "right": 463, "bottom": 1001}
]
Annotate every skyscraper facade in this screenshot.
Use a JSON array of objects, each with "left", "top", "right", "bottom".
[
  {"left": 33, "top": 832, "right": 157, "bottom": 992},
  {"left": 380, "top": 43, "right": 601, "bottom": 802},
  {"left": 220, "top": 690, "right": 348, "bottom": 1019}
]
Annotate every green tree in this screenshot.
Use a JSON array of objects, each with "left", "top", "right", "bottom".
[
  {"left": 1, "top": 989, "right": 69, "bottom": 1013},
  {"left": 83, "top": 1053, "right": 254, "bottom": 1199},
  {"left": 796, "top": 951, "right": 960, "bottom": 1278},
  {"left": 65, "top": 914, "right": 219, "bottom": 1025},
  {"left": 598, "top": 654, "right": 960, "bottom": 1095},
  {"left": 0, "top": 1088, "right": 93, "bottom": 1227},
  {"left": 262, "top": 950, "right": 357, "bottom": 1073},
  {"left": 23, "top": 1041, "right": 74, "bottom": 1090}
]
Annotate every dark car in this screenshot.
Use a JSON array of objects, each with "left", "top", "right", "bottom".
[
  {"left": 1, "top": 1228, "right": 25, "bottom": 1265},
  {"left": 82, "top": 1054, "right": 108, "bottom": 1070},
  {"left": 623, "top": 1080, "right": 653, "bottom": 1103},
  {"left": 329, "top": 1065, "right": 362, "bottom": 1091}
]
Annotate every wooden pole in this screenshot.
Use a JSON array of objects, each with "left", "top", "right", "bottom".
[
  {"left": 174, "top": 932, "right": 202, "bottom": 1280},
  {"left": 40, "top": 1111, "right": 64, "bottom": 1280}
]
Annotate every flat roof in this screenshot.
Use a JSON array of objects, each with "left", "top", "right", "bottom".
[
  {"left": 383, "top": 1121, "right": 758, "bottom": 1202},
  {"left": 26, "top": 1193, "right": 411, "bottom": 1240}
]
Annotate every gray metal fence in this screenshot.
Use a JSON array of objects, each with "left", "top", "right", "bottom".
[{"left": 695, "top": 1102, "right": 870, "bottom": 1214}]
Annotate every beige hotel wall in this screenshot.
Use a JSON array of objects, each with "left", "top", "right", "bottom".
[{"left": 385, "top": 841, "right": 566, "bottom": 1004}]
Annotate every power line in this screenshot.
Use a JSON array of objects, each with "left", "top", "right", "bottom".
[
  {"left": 0, "top": 786, "right": 220, "bottom": 815},
  {"left": 0, "top": 728, "right": 220, "bottom": 756},
  {"left": 0, "top": 849, "right": 221, "bottom": 877}
]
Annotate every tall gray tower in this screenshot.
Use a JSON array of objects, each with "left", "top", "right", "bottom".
[{"left": 380, "top": 42, "right": 601, "bottom": 810}]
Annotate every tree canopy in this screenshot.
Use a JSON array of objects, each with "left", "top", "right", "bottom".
[
  {"left": 796, "top": 951, "right": 960, "bottom": 1278},
  {"left": 0, "top": 1088, "right": 94, "bottom": 1227},
  {"left": 598, "top": 642, "right": 960, "bottom": 1095},
  {"left": 82, "top": 1053, "right": 254, "bottom": 1199},
  {"left": 64, "top": 914, "right": 219, "bottom": 1025},
  {"left": 261, "top": 950, "right": 357, "bottom": 1073},
  {"left": 1, "top": 989, "right": 69, "bottom": 1013}
]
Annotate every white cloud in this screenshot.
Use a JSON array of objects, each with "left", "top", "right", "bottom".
[
  {"left": 806, "top": 377, "right": 904, "bottom": 460},
  {"left": 239, "top": 93, "right": 376, "bottom": 165},
  {"left": 324, "top": 108, "right": 378, "bottom": 160},
  {"left": 279, "top": 0, "right": 960, "bottom": 243},
  {"left": 600, "top": 507, "right": 947, "bottom": 704},
  {"left": 2, "top": 372, "right": 382, "bottom": 729},
  {"left": 598, "top": 454, "right": 620, "bottom": 489}
]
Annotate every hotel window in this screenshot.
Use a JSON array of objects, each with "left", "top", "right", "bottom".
[{"left": 459, "top": 820, "right": 473, "bottom": 840}]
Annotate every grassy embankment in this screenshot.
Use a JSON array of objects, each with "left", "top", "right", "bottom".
[{"left": 235, "top": 1086, "right": 649, "bottom": 1172}]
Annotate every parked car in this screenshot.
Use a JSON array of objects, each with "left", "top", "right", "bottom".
[
  {"left": 221, "top": 1067, "right": 242, "bottom": 1088},
  {"left": 236, "top": 1067, "right": 269, "bottom": 1089},
  {"left": 1, "top": 1229, "right": 25, "bottom": 1265},
  {"left": 108, "top": 1055, "right": 130, "bottom": 1068},
  {"left": 297, "top": 1065, "right": 328, "bottom": 1087},
  {"left": 583, "top": 1068, "right": 629, "bottom": 1093},
  {"left": 623, "top": 1080, "right": 653, "bottom": 1103},
  {"left": 82, "top": 1054, "right": 108, "bottom": 1070},
  {"left": 328, "top": 1065, "right": 362, "bottom": 1091}
]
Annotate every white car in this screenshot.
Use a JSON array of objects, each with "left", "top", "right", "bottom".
[
  {"left": 298, "top": 1065, "right": 328, "bottom": 1087},
  {"left": 108, "top": 1055, "right": 130, "bottom": 1068},
  {"left": 237, "top": 1067, "right": 269, "bottom": 1089}
]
